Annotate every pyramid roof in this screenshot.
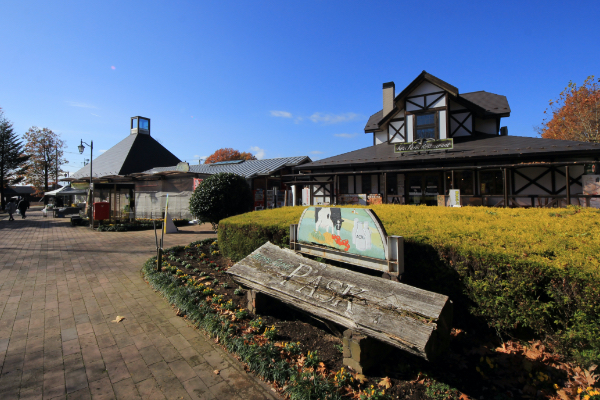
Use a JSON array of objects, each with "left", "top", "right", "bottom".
[{"left": 71, "top": 134, "right": 181, "bottom": 179}]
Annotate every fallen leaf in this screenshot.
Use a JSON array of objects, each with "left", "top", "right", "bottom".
[
  {"left": 112, "top": 316, "right": 125, "bottom": 323},
  {"left": 213, "top": 370, "right": 220, "bottom": 375},
  {"left": 378, "top": 377, "right": 392, "bottom": 389},
  {"left": 355, "top": 373, "right": 368, "bottom": 384},
  {"left": 556, "top": 389, "right": 570, "bottom": 400},
  {"left": 459, "top": 393, "right": 470, "bottom": 400}
]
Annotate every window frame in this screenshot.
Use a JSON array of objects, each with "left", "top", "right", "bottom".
[{"left": 413, "top": 112, "right": 438, "bottom": 140}]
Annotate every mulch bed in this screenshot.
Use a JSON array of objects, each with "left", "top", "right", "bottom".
[{"left": 161, "top": 240, "right": 598, "bottom": 400}]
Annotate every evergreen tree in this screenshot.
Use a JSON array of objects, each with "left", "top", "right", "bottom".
[{"left": 0, "top": 110, "right": 29, "bottom": 210}]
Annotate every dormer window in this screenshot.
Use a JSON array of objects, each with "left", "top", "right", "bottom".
[
  {"left": 131, "top": 116, "right": 151, "bottom": 135},
  {"left": 415, "top": 113, "right": 436, "bottom": 139}
]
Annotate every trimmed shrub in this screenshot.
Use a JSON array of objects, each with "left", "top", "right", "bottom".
[
  {"left": 218, "top": 205, "right": 600, "bottom": 366},
  {"left": 189, "top": 172, "right": 253, "bottom": 230}
]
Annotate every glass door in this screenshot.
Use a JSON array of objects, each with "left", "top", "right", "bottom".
[
  {"left": 408, "top": 175, "right": 423, "bottom": 205},
  {"left": 407, "top": 173, "right": 441, "bottom": 205},
  {"left": 423, "top": 174, "right": 440, "bottom": 206}
]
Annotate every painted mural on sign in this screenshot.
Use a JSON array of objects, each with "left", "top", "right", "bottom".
[{"left": 297, "top": 207, "right": 387, "bottom": 260}]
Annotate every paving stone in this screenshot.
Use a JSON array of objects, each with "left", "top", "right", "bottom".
[
  {"left": 125, "top": 358, "right": 152, "bottom": 384},
  {"left": 168, "top": 334, "right": 191, "bottom": 351},
  {"left": 65, "top": 367, "right": 88, "bottom": 393},
  {"left": 0, "top": 214, "right": 275, "bottom": 400},
  {"left": 139, "top": 346, "right": 163, "bottom": 366},
  {"left": 105, "top": 360, "right": 131, "bottom": 384},
  {"left": 181, "top": 376, "right": 215, "bottom": 400},
  {"left": 136, "top": 377, "right": 166, "bottom": 400},
  {"left": 112, "top": 377, "right": 141, "bottom": 399},
  {"left": 84, "top": 359, "right": 107, "bottom": 383},
  {"left": 155, "top": 344, "right": 182, "bottom": 363},
  {"left": 88, "top": 377, "right": 115, "bottom": 399},
  {"left": 168, "top": 359, "right": 197, "bottom": 382}
]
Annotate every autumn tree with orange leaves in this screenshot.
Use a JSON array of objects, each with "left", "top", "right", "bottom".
[
  {"left": 537, "top": 76, "right": 600, "bottom": 142},
  {"left": 204, "top": 148, "right": 257, "bottom": 164},
  {"left": 23, "top": 127, "right": 68, "bottom": 195}
]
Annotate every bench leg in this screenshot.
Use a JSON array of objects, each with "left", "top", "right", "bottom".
[
  {"left": 247, "top": 289, "right": 272, "bottom": 315},
  {"left": 342, "top": 329, "right": 383, "bottom": 374}
]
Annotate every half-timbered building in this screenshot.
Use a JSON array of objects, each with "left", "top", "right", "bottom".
[{"left": 289, "top": 71, "right": 600, "bottom": 208}]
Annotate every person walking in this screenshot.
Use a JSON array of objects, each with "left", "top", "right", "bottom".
[
  {"left": 6, "top": 200, "right": 17, "bottom": 221},
  {"left": 17, "top": 198, "right": 30, "bottom": 219}
]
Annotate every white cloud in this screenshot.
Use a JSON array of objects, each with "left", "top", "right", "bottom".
[
  {"left": 334, "top": 133, "right": 358, "bottom": 138},
  {"left": 250, "top": 146, "right": 265, "bottom": 160},
  {"left": 66, "top": 101, "right": 98, "bottom": 109},
  {"left": 99, "top": 149, "right": 107, "bottom": 153},
  {"left": 310, "top": 150, "right": 324, "bottom": 154},
  {"left": 91, "top": 113, "right": 100, "bottom": 117},
  {"left": 309, "top": 112, "right": 360, "bottom": 124},
  {"left": 270, "top": 110, "right": 293, "bottom": 118}
]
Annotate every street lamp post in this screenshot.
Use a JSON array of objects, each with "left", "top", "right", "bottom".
[{"left": 78, "top": 140, "right": 93, "bottom": 227}]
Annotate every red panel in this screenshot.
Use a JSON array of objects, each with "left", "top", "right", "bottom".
[{"left": 93, "top": 202, "right": 110, "bottom": 220}]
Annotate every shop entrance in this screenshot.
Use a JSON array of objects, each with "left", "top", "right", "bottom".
[{"left": 407, "top": 173, "right": 441, "bottom": 205}]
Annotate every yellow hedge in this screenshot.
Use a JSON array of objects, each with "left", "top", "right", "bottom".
[
  {"left": 219, "top": 205, "right": 600, "bottom": 365},
  {"left": 222, "top": 205, "right": 600, "bottom": 275}
]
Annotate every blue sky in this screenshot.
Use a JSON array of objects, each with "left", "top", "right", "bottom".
[{"left": 1, "top": 1, "right": 599, "bottom": 175}]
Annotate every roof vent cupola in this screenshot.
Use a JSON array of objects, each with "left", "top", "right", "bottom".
[{"left": 131, "top": 116, "right": 150, "bottom": 135}]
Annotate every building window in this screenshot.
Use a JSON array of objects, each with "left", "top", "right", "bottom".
[
  {"left": 480, "top": 170, "right": 503, "bottom": 195},
  {"left": 415, "top": 113, "right": 436, "bottom": 140},
  {"left": 386, "top": 173, "right": 398, "bottom": 194},
  {"left": 339, "top": 176, "right": 348, "bottom": 194},
  {"left": 445, "top": 171, "right": 474, "bottom": 195},
  {"left": 362, "top": 174, "right": 372, "bottom": 194}
]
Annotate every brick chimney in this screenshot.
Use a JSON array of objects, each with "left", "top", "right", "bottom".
[{"left": 383, "top": 82, "right": 395, "bottom": 116}]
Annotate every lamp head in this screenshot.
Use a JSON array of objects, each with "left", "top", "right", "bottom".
[{"left": 78, "top": 140, "right": 85, "bottom": 154}]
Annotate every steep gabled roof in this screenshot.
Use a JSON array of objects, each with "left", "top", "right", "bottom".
[
  {"left": 145, "top": 156, "right": 311, "bottom": 179},
  {"left": 364, "top": 71, "right": 509, "bottom": 132},
  {"left": 71, "top": 134, "right": 181, "bottom": 179}
]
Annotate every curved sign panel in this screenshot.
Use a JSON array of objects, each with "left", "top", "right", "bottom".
[{"left": 297, "top": 207, "right": 388, "bottom": 261}]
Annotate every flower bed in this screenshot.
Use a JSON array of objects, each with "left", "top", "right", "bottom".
[
  {"left": 143, "top": 238, "right": 600, "bottom": 399},
  {"left": 96, "top": 218, "right": 190, "bottom": 232}
]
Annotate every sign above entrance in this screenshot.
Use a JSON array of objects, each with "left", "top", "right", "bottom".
[{"left": 394, "top": 138, "right": 453, "bottom": 153}]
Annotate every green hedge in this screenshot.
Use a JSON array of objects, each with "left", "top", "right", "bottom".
[{"left": 218, "top": 205, "right": 600, "bottom": 366}]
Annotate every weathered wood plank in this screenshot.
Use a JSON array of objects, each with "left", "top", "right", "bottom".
[{"left": 226, "top": 242, "right": 452, "bottom": 360}]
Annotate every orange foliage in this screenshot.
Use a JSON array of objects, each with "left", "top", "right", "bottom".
[
  {"left": 538, "top": 76, "right": 600, "bottom": 142},
  {"left": 204, "top": 148, "right": 257, "bottom": 164}
]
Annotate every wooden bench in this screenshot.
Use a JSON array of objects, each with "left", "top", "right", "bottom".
[{"left": 227, "top": 242, "right": 453, "bottom": 370}]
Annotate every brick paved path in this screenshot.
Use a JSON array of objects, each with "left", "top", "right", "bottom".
[{"left": 0, "top": 210, "right": 278, "bottom": 400}]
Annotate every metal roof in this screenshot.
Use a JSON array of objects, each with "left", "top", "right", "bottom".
[
  {"left": 71, "top": 134, "right": 181, "bottom": 179},
  {"left": 144, "top": 156, "right": 312, "bottom": 178},
  {"left": 296, "top": 135, "right": 600, "bottom": 170}
]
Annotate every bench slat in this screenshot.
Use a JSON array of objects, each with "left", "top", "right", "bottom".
[{"left": 227, "top": 242, "right": 453, "bottom": 360}]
